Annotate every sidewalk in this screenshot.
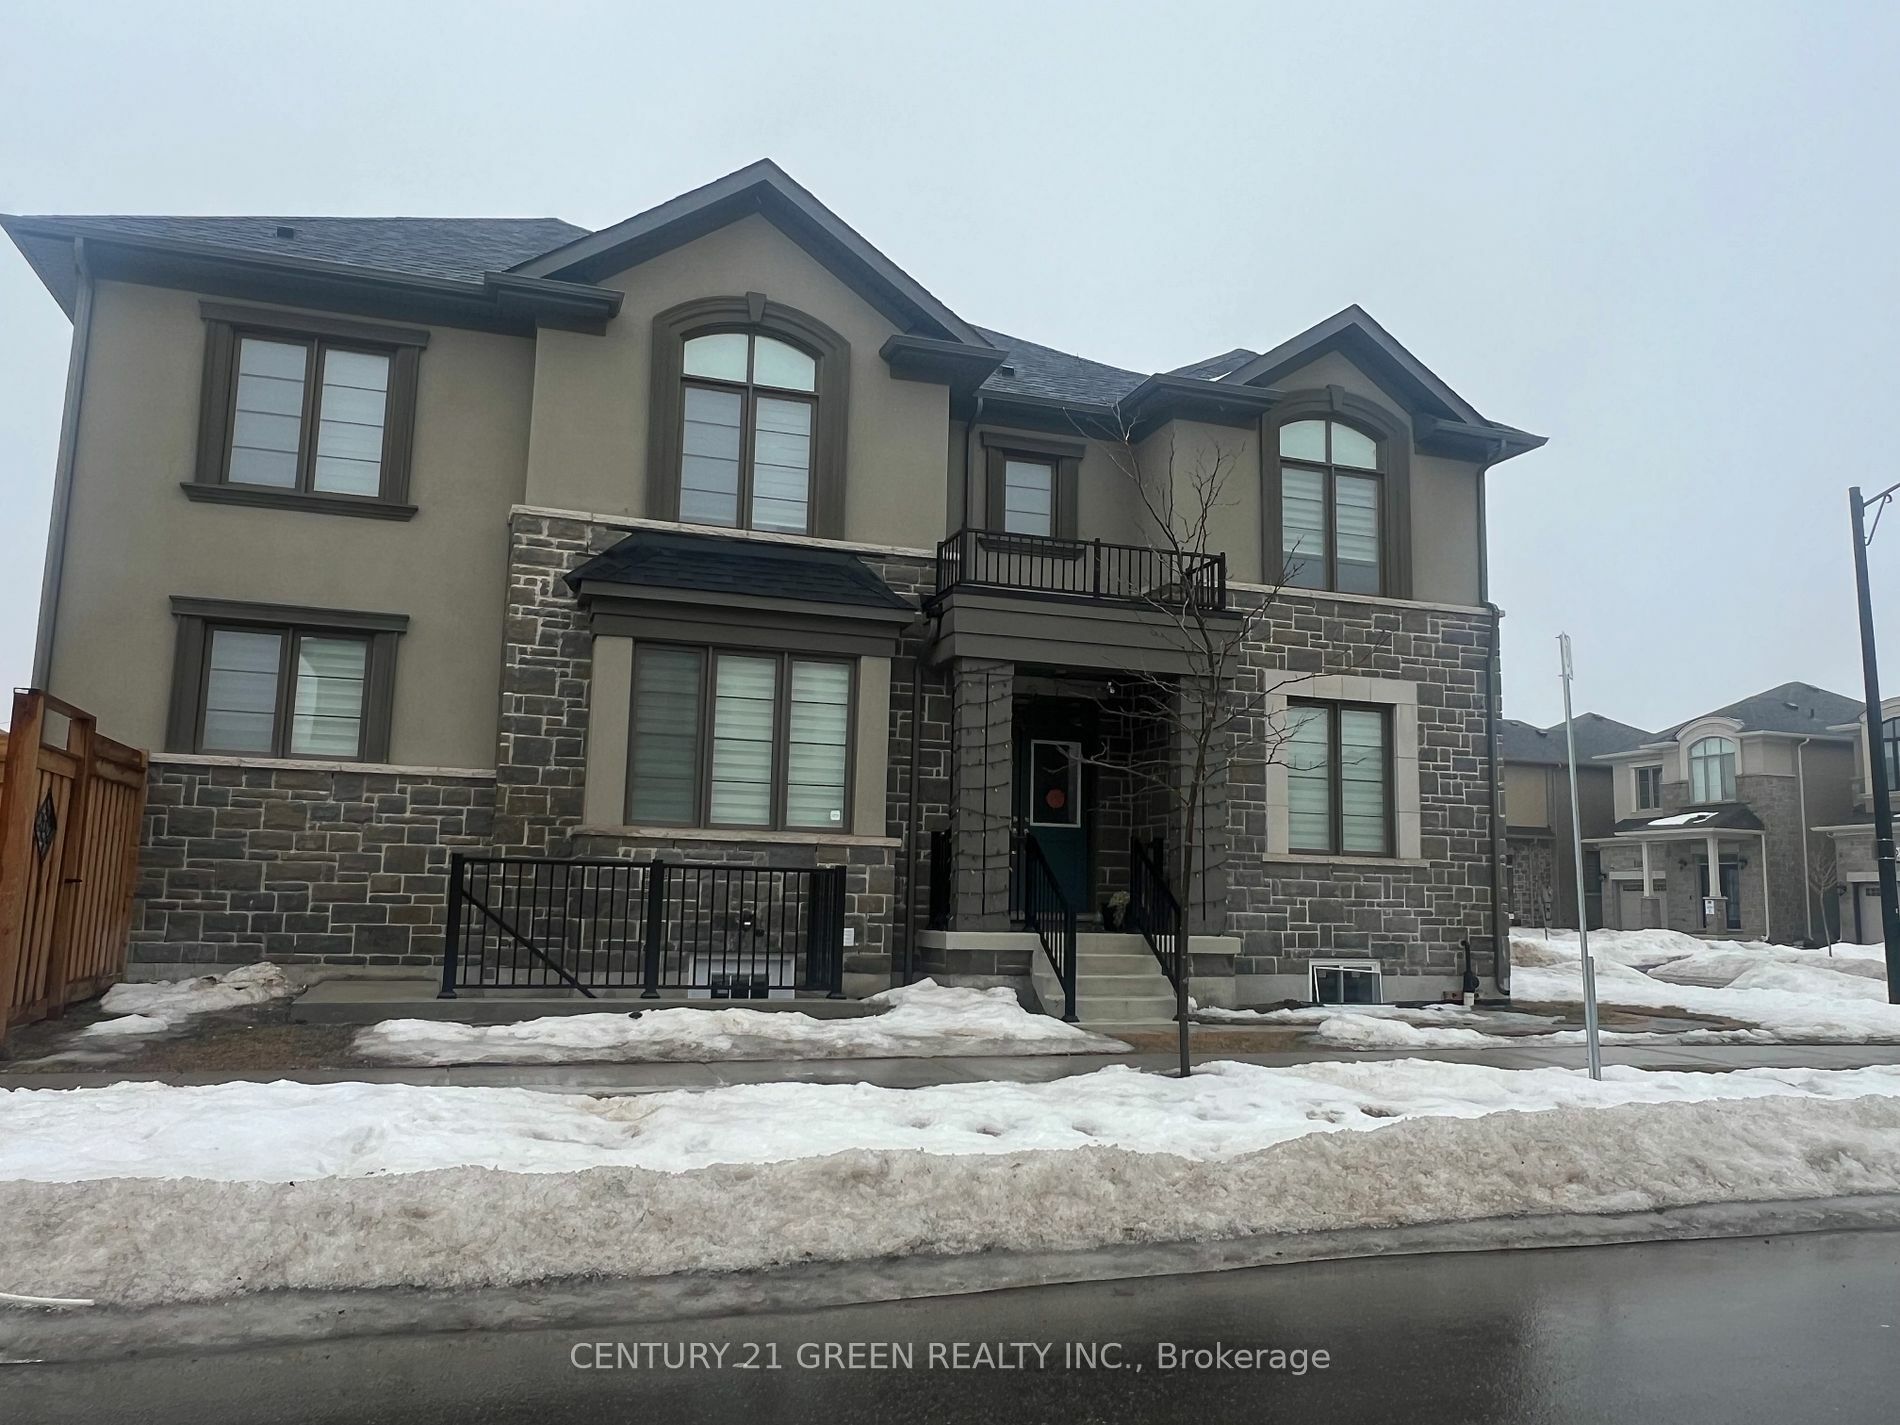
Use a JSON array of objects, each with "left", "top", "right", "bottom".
[{"left": 9, "top": 1039, "right": 1900, "bottom": 1095}]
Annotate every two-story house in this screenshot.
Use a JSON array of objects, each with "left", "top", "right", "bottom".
[
  {"left": 1815, "top": 696, "right": 1900, "bottom": 943},
  {"left": 1500, "top": 713, "right": 1652, "bottom": 929},
  {"left": 1589, "top": 682, "right": 1861, "bottom": 942},
  {"left": 3, "top": 160, "right": 1545, "bottom": 1016}
]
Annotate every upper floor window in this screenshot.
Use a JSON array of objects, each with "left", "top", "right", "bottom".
[
  {"left": 1881, "top": 716, "right": 1900, "bottom": 793},
  {"left": 649, "top": 296, "right": 850, "bottom": 539},
  {"left": 680, "top": 332, "right": 818, "bottom": 533},
  {"left": 1277, "top": 418, "right": 1383, "bottom": 595},
  {"left": 165, "top": 597, "right": 405, "bottom": 762},
  {"left": 1635, "top": 764, "right": 1663, "bottom": 810},
  {"left": 1688, "top": 736, "right": 1737, "bottom": 803},
  {"left": 192, "top": 302, "right": 423, "bottom": 517},
  {"left": 1286, "top": 701, "right": 1392, "bottom": 856}
]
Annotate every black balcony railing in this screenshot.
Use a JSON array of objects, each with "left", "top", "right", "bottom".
[
  {"left": 931, "top": 527, "right": 1227, "bottom": 611},
  {"left": 439, "top": 854, "right": 846, "bottom": 999}
]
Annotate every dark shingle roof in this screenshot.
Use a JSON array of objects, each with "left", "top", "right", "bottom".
[
  {"left": 1613, "top": 804, "right": 1764, "bottom": 835},
  {"left": 564, "top": 529, "right": 914, "bottom": 612},
  {"left": 1661, "top": 681, "right": 1864, "bottom": 738},
  {"left": 1169, "top": 347, "right": 1258, "bottom": 380},
  {"left": 972, "top": 326, "right": 1147, "bottom": 407},
  {"left": 1500, "top": 713, "right": 1653, "bottom": 765},
  {"left": 12, "top": 214, "right": 588, "bottom": 284}
]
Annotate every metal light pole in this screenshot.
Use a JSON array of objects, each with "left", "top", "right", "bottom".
[
  {"left": 1559, "top": 633, "right": 1603, "bottom": 1079},
  {"left": 1849, "top": 485, "right": 1900, "bottom": 1003}
]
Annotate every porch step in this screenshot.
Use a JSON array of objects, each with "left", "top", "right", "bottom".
[{"left": 1028, "top": 934, "right": 1181, "bottom": 1027}]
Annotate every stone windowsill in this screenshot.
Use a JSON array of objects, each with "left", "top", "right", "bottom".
[
  {"left": 150, "top": 753, "right": 496, "bottom": 780},
  {"left": 1264, "top": 853, "right": 1433, "bottom": 870},
  {"left": 579, "top": 824, "right": 901, "bottom": 849}
]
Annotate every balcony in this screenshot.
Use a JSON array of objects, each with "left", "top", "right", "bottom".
[{"left": 929, "top": 527, "right": 1227, "bottom": 613}]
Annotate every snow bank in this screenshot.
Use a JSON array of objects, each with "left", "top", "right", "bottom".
[
  {"left": 8, "top": 1059, "right": 1900, "bottom": 1184},
  {"left": 353, "top": 979, "right": 1124, "bottom": 1065},
  {"left": 97, "top": 963, "right": 297, "bottom": 1029},
  {"left": 1510, "top": 929, "right": 1900, "bottom": 1043},
  {"left": 5, "top": 1081, "right": 1900, "bottom": 1306},
  {"left": 1201, "top": 1001, "right": 1561, "bottom": 1031}
]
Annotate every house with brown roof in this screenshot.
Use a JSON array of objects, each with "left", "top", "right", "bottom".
[{"left": 3, "top": 159, "right": 1546, "bottom": 1018}]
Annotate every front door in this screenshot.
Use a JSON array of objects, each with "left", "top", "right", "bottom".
[
  {"left": 1857, "top": 883, "right": 1884, "bottom": 944},
  {"left": 1697, "top": 858, "right": 1742, "bottom": 931},
  {"left": 1016, "top": 732, "right": 1090, "bottom": 912},
  {"left": 1616, "top": 882, "right": 1645, "bottom": 930}
]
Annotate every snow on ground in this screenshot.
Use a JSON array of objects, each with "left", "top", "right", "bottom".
[
  {"left": 76, "top": 1014, "right": 169, "bottom": 1039},
  {"left": 7, "top": 1058, "right": 1900, "bottom": 1183},
  {"left": 6, "top": 1061, "right": 1900, "bottom": 1304},
  {"left": 1510, "top": 929, "right": 1900, "bottom": 1043},
  {"left": 353, "top": 980, "right": 1126, "bottom": 1065},
  {"left": 95, "top": 963, "right": 297, "bottom": 1032}
]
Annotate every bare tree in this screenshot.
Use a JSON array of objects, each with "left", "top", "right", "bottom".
[
  {"left": 1068, "top": 413, "right": 1388, "bottom": 1074},
  {"left": 1806, "top": 840, "right": 1841, "bottom": 951}
]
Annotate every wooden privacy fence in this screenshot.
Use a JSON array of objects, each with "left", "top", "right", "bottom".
[{"left": 0, "top": 690, "right": 148, "bottom": 1048}]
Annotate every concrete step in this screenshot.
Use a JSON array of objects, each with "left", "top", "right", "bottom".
[{"left": 1068, "top": 950, "right": 1169, "bottom": 974}]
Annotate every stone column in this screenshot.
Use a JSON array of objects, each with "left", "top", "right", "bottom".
[
  {"left": 949, "top": 658, "right": 1014, "bottom": 929},
  {"left": 1702, "top": 831, "right": 1726, "bottom": 932},
  {"left": 1639, "top": 839, "right": 1664, "bottom": 927}
]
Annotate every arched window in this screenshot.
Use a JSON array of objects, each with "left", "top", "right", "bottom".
[
  {"left": 648, "top": 296, "right": 850, "bottom": 538},
  {"left": 679, "top": 331, "right": 818, "bottom": 533},
  {"left": 1276, "top": 417, "right": 1383, "bottom": 594},
  {"left": 1881, "top": 715, "right": 1900, "bottom": 794},
  {"left": 1688, "top": 735, "right": 1737, "bottom": 803}
]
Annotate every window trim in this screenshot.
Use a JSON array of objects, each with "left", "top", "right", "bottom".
[
  {"left": 1880, "top": 716, "right": 1900, "bottom": 795},
  {"left": 1634, "top": 763, "right": 1664, "bottom": 811},
  {"left": 1263, "top": 387, "right": 1411, "bottom": 599},
  {"left": 165, "top": 596, "right": 405, "bottom": 761},
  {"left": 1310, "top": 960, "right": 1383, "bottom": 1006},
  {"left": 625, "top": 639, "right": 857, "bottom": 833},
  {"left": 191, "top": 301, "right": 424, "bottom": 519},
  {"left": 1287, "top": 699, "right": 1396, "bottom": 857},
  {"left": 979, "top": 432, "right": 1080, "bottom": 539},
  {"left": 647, "top": 295, "right": 850, "bottom": 538}
]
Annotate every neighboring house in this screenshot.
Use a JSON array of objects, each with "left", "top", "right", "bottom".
[
  {"left": 2, "top": 159, "right": 1544, "bottom": 1015},
  {"left": 1815, "top": 695, "right": 1900, "bottom": 943},
  {"left": 1589, "top": 682, "right": 1862, "bottom": 943},
  {"left": 1499, "top": 713, "right": 1653, "bottom": 929}
]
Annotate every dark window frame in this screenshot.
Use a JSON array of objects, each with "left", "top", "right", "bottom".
[
  {"left": 190, "top": 302, "right": 425, "bottom": 520},
  {"left": 1687, "top": 735, "right": 1738, "bottom": 803},
  {"left": 980, "top": 431, "right": 1081, "bottom": 540},
  {"left": 625, "top": 640, "right": 857, "bottom": 833},
  {"left": 1287, "top": 699, "right": 1396, "bottom": 857},
  {"left": 1880, "top": 716, "right": 1900, "bottom": 795},
  {"left": 1635, "top": 763, "right": 1664, "bottom": 811},
  {"left": 679, "top": 333, "right": 821, "bottom": 535},
  {"left": 647, "top": 295, "right": 850, "bottom": 539},
  {"left": 1263, "top": 387, "right": 1412, "bottom": 599},
  {"left": 165, "top": 596, "right": 406, "bottom": 761}
]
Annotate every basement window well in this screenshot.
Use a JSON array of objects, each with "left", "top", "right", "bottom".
[{"left": 1310, "top": 961, "right": 1383, "bottom": 1006}]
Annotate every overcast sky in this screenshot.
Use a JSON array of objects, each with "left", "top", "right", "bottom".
[{"left": 2, "top": 0, "right": 1896, "bottom": 733}]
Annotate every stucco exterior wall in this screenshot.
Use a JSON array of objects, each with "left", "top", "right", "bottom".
[
  {"left": 523, "top": 213, "right": 950, "bottom": 548},
  {"left": 1503, "top": 763, "right": 1551, "bottom": 828},
  {"left": 50, "top": 279, "right": 532, "bottom": 769}
]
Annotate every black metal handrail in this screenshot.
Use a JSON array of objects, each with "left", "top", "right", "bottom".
[
  {"left": 931, "top": 527, "right": 1227, "bottom": 611},
  {"left": 1019, "top": 833, "right": 1078, "bottom": 1021},
  {"left": 439, "top": 853, "right": 846, "bottom": 999},
  {"left": 1127, "top": 834, "right": 1185, "bottom": 992}
]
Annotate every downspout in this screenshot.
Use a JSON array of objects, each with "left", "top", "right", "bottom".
[
  {"left": 961, "top": 395, "right": 983, "bottom": 530},
  {"left": 1795, "top": 736, "right": 1814, "bottom": 942},
  {"left": 1478, "top": 436, "right": 1510, "bottom": 994},
  {"left": 32, "top": 236, "right": 95, "bottom": 691}
]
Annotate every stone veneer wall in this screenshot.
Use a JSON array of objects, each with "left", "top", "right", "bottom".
[
  {"left": 1224, "top": 590, "right": 1500, "bottom": 989},
  {"left": 498, "top": 511, "right": 945, "bottom": 987},
  {"left": 131, "top": 758, "right": 496, "bottom": 969}
]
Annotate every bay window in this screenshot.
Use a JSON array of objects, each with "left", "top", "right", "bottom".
[{"left": 627, "top": 644, "right": 853, "bottom": 830}]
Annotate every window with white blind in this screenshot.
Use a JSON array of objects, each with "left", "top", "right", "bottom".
[
  {"left": 678, "top": 331, "right": 818, "bottom": 534},
  {"left": 1286, "top": 701, "right": 1392, "bottom": 855},
  {"left": 1277, "top": 418, "right": 1383, "bottom": 594},
  {"left": 200, "top": 626, "right": 370, "bottom": 759},
  {"left": 1000, "top": 457, "right": 1056, "bottom": 536},
  {"left": 626, "top": 645, "right": 854, "bottom": 830},
  {"left": 1688, "top": 736, "right": 1737, "bottom": 803},
  {"left": 194, "top": 304, "right": 423, "bottom": 515}
]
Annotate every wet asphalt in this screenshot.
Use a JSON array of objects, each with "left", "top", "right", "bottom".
[{"left": 8, "top": 1230, "right": 1899, "bottom": 1424}]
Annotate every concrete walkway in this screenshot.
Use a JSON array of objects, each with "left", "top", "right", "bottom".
[{"left": 7, "top": 1039, "right": 1900, "bottom": 1095}]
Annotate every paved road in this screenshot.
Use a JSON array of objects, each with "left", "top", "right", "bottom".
[{"left": 11, "top": 1231, "right": 1899, "bottom": 1423}]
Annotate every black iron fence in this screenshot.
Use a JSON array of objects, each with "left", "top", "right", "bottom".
[
  {"left": 1127, "top": 834, "right": 1184, "bottom": 990},
  {"left": 931, "top": 527, "right": 1227, "bottom": 610},
  {"left": 439, "top": 854, "right": 846, "bottom": 999},
  {"left": 1019, "top": 833, "right": 1077, "bottom": 1021}
]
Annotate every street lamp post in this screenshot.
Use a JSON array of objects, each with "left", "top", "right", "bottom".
[{"left": 1849, "top": 484, "right": 1900, "bottom": 1004}]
